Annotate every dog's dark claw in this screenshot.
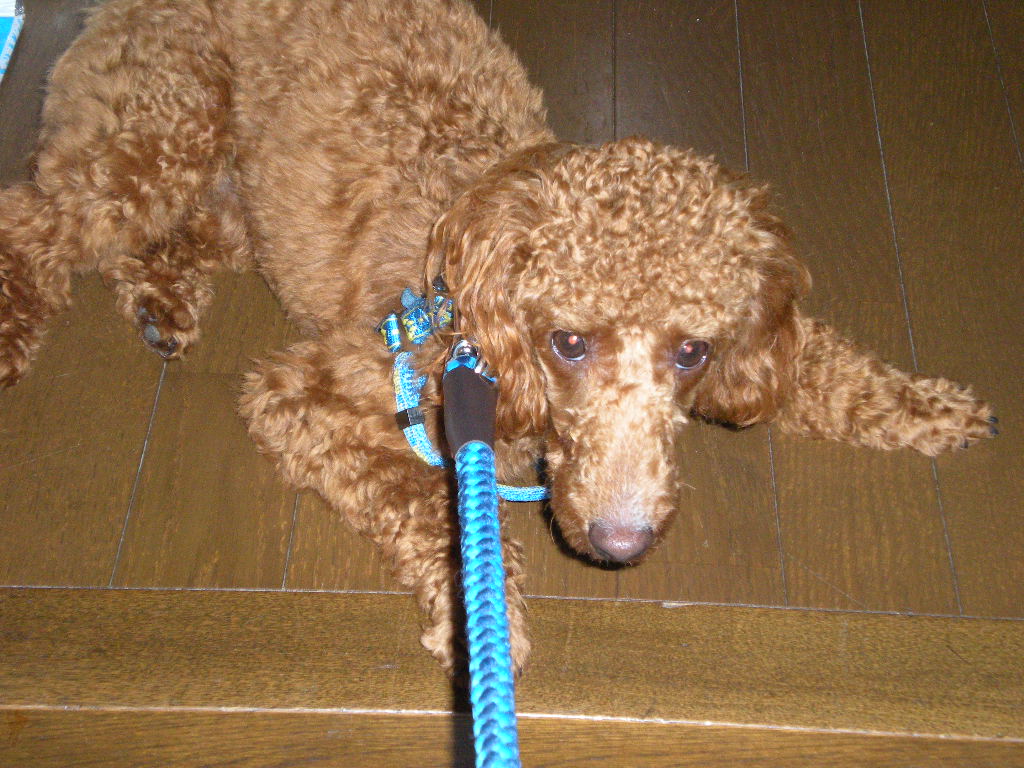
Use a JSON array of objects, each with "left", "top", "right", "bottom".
[
  {"left": 153, "top": 336, "right": 178, "bottom": 358},
  {"left": 961, "top": 439, "right": 971, "bottom": 449}
]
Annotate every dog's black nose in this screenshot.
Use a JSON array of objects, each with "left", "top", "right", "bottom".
[{"left": 588, "top": 521, "right": 654, "bottom": 562}]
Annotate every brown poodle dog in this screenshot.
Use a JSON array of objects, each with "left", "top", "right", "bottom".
[{"left": 0, "top": 0, "right": 996, "bottom": 671}]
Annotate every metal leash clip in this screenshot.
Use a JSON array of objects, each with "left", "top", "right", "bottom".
[{"left": 445, "top": 338, "right": 497, "bottom": 384}]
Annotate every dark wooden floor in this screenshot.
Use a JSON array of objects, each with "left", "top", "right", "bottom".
[{"left": 1, "top": 1, "right": 1022, "bottom": 765}]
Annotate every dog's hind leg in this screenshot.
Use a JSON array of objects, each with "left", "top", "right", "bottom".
[
  {"left": 774, "top": 317, "right": 996, "bottom": 455},
  {"left": 0, "top": 0, "right": 234, "bottom": 383}
]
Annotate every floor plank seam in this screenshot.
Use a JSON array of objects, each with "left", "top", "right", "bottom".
[
  {"left": 107, "top": 360, "right": 168, "bottom": 588},
  {"left": 1, "top": 704, "right": 1019, "bottom": 744},
  {"left": 736, "top": 1, "right": 788, "bottom": 610},
  {"left": 789, "top": 557, "right": 870, "bottom": 610},
  {"left": 2, "top": 584, "right": 1022, "bottom": 622},
  {"left": 279, "top": 491, "right": 302, "bottom": 590},
  {"left": 611, "top": 0, "right": 618, "bottom": 141},
  {"left": 733, "top": 0, "right": 750, "bottom": 173},
  {"left": 766, "top": 428, "right": 789, "bottom": 605},
  {"left": 856, "top": 0, "right": 920, "bottom": 373},
  {"left": 980, "top": 0, "right": 1024, "bottom": 175},
  {"left": 930, "top": 458, "right": 964, "bottom": 616}
]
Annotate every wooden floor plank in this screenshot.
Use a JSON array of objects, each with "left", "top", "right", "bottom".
[
  {"left": 111, "top": 273, "right": 296, "bottom": 589},
  {"left": 2, "top": 588, "right": 1021, "bottom": 741},
  {"left": 738, "top": 1, "right": 959, "bottom": 613},
  {"left": 613, "top": 0, "right": 786, "bottom": 605},
  {"left": 616, "top": 422, "right": 785, "bottom": 604},
  {"left": 862, "top": 0, "right": 1024, "bottom": 617},
  {"left": 0, "top": 278, "right": 159, "bottom": 586},
  {"left": 2, "top": 710, "right": 1021, "bottom": 768},
  {"left": 489, "top": 0, "right": 615, "bottom": 144},
  {"left": 284, "top": 491, "right": 398, "bottom": 591},
  {"left": 616, "top": 0, "right": 747, "bottom": 169}
]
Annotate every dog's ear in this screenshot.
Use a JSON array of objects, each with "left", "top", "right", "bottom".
[
  {"left": 693, "top": 189, "right": 811, "bottom": 427},
  {"left": 428, "top": 146, "right": 566, "bottom": 438}
]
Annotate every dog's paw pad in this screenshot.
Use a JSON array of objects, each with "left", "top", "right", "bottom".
[{"left": 134, "top": 301, "right": 188, "bottom": 359}]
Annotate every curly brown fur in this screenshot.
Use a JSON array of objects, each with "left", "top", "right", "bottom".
[{"left": 0, "top": 0, "right": 995, "bottom": 670}]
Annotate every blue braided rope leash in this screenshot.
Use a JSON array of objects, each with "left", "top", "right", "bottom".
[
  {"left": 379, "top": 287, "right": 540, "bottom": 766},
  {"left": 455, "top": 441, "right": 520, "bottom": 767},
  {"left": 445, "top": 343, "right": 521, "bottom": 768}
]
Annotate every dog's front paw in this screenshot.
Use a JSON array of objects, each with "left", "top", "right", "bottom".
[
  {"left": 421, "top": 614, "right": 462, "bottom": 675},
  {"left": 113, "top": 251, "right": 212, "bottom": 361},
  {"left": 128, "top": 291, "right": 202, "bottom": 360},
  {"left": 420, "top": 598, "right": 531, "bottom": 678},
  {"left": 900, "top": 376, "right": 998, "bottom": 456},
  {"left": 508, "top": 617, "right": 531, "bottom": 679}
]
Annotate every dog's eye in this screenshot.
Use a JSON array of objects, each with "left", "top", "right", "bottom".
[
  {"left": 676, "top": 339, "right": 711, "bottom": 370},
  {"left": 551, "top": 330, "right": 587, "bottom": 362}
]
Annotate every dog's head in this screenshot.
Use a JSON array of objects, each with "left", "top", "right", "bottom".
[{"left": 431, "top": 137, "right": 809, "bottom": 563}]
